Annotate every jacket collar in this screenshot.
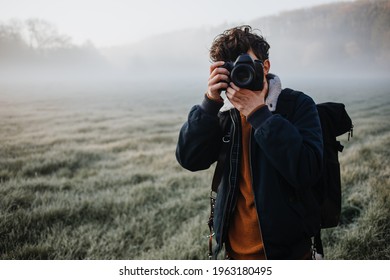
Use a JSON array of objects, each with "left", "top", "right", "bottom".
[{"left": 265, "top": 74, "right": 282, "bottom": 112}]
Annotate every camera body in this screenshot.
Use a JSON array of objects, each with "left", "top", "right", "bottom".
[{"left": 221, "top": 54, "right": 264, "bottom": 91}]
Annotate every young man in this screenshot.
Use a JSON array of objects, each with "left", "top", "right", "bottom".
[{"left": 176, "top": 26, "right": 323, "bottom": 260}]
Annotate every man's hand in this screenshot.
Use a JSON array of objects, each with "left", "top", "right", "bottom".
[
  {"left": 226, "top": 76, "right": 269, "bottom": 117},
  {"left": 207, "top": 61, "right": 230, "bottom": 100}
]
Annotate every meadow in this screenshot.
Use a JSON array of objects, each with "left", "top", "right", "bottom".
[{"left": 0, "top": 80, "right": 389, "bottom": 259}]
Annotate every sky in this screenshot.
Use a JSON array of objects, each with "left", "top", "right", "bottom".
[{"left": 0, "top": 0, "right": 354, "bottom": 48}]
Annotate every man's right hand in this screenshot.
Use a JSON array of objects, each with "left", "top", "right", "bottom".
[{"left": 207, "top": 61, "right": 230, "bottom": 100}]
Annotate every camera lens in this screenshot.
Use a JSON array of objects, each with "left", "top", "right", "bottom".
[{"left": 231, "top": 65, "right": 254, "bottom": 87}]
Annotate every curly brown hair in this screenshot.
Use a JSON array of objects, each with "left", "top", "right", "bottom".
[{"left": 209, "top": 25, "right": 270, "bottom": 62}]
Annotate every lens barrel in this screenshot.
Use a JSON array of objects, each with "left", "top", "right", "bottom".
[{"left": 231, "top": 64, "right": 255, "bottom": 88}]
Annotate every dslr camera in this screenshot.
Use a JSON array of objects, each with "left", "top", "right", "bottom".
[{"left": 220, "top": 54, "right": 264, "bottom": 91}]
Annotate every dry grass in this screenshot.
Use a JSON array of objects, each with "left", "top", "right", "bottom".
[{"left": 0, "top": 83, "right": 389, "bottom": 259}]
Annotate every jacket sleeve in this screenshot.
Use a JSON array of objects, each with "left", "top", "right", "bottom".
[
  {"left": 176, "top": 96, "right": 224, "bottom": 171},
  {"left": 247, "top": 93, "right": 323, "bottom": 188}
]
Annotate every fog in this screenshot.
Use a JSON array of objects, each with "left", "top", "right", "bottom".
[{"left": 0, "top": 0, "right": 389, "bottom": 100}]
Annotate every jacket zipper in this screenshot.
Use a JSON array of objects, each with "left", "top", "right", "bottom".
[
  {"left": 218, "top": 110, "right": 237, "bottom": 255},
  {"left": 249, "top": 128, "right": 268, "bottom": 259}
]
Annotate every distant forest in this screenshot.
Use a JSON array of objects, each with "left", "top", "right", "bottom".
[
  {"left": 0, "top": 0, "right": 389, "bottom": 83},
  {"left": 0, "top": 19, "right": 108, "bottom": 82},
  {"left": 0, "top": 18, "right": 106, "bottom": 64},
  {"left": 252, "top": 0, "right": 390, "bottom": 75},
  {"left": 105, "top": 0, "right": 390, "bottom": 80}
]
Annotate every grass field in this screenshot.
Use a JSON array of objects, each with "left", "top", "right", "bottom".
[{"left": 0, "top": 80, "right": 389, "bottom": 259}]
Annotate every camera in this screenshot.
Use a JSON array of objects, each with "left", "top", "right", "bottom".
[{"left": 220, "top": 54, "right": 264, "bottom": 91}]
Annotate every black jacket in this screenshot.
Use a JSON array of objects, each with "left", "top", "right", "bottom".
[{"left": 176, "top": 89, "right": 323, "bottom": 259}]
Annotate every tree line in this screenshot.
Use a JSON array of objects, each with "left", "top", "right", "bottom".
[
  {"left": 251, "top": 0, "right": 390, "bottom": 75},
  {"left": 0, "top": 18, "right": 108, "bottom": 82}
]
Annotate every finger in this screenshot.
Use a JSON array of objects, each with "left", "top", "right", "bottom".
[
  {"left": 226, "top": 87, "right": 242, "bottom": 101},
  {"left": 208, "top": 74, "right": 229, "bottom": 85},
  {"left": 226, "top": 85, "right": 235, "bottom": 95},
  {"left": 225, "top": 90, "right": 234, "bottom": 102},
  {"left": 225, "top": 91, "right": 242, "bottom": 111},
  {"left": 209, "top": 61, "right": 226, "bottom": 74},
  {"left": 210, "top": 82, "right": 228, "bottom": 93},
  {"left": 210, "top": 66, "right": 230, "bottom": 78},
  {"left": 229, "top": 82, "right": 241, "bottom": 91}
]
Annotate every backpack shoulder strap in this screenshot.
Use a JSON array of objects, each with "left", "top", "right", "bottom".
[
  {"left": 274, "top": 88, "right": 302, "bottom": 120},
  {"left": 211, "top": 112, "right": 231, "bottom": 194}
]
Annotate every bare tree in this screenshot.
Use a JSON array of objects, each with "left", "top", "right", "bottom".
[
  {"left": 0, "top": 20, "right": 28, "bottom": 61},
  {"left": 25, "top": 18, "right": 72, "bottom": 50}
]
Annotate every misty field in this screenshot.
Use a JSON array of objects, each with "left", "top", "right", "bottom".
[{"left": 0, "top": 82, "right": 389, "bottom": 260}]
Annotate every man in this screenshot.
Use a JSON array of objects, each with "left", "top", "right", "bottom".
[{"left": 176, "top": 25, "right": 323, "bottom": 259}]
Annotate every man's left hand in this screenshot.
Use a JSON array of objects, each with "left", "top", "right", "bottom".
[{"left": 226, "top": 76, "right": 268, "bottom": 117}]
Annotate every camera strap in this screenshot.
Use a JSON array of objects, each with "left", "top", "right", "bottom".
[{"left": 208, "top": 124, "right": 231, "bottom": 259}]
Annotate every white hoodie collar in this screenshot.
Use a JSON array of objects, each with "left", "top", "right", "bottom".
[{"left": 265, "top": 74, "right": 282, "bottom": 112}]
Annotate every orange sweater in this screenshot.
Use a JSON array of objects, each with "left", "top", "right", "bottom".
[{"left": 227, "top": 113, "right": 266, "bottom": 260}]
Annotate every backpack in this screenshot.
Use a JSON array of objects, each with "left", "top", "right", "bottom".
[
  {"left": 275, "top": 88, "right": 354, "bottom": 257},
  {"left": 207, "top": 88, "right": 354, "bottom": 259}
]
